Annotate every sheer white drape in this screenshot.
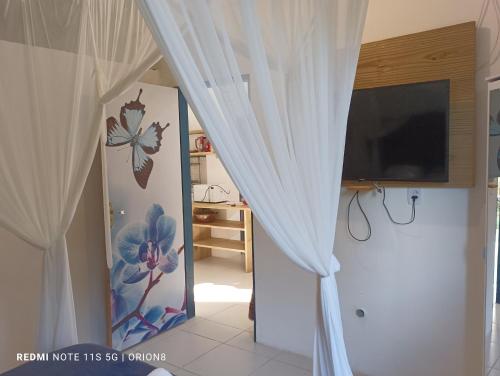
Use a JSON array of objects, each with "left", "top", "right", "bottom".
[
  {"left": 138, "top": 1, "right": 367, "bottom": 374},
  {"left": 0, "top": 0, "right": 159, "bottom": 352},
  {"left": 88, "top": 0, "right": 161, "bottom": 102}
]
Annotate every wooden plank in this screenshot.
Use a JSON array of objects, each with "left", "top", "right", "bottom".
[
  {"left": 350, "top": 21, "right": 475, "bottom": 188},
  {"left": 344, "top": 182, "right": 376, "bottom": 192},
  {"left": 244, "top": 210, "right": 253, "bottom": 273},
  {"left": 192, "top": 201, "right": 250, "bottom": 211},
  {"left": 193, "top": 237, "right": 245, "bottom": 252},
  {"left": 193, "top": 218, "right": 245, "bottom": 230},
  {"left": 190, "top": 151, "right": 214, "bottom": 157},
  {"left": 192, "top": 226, "right": 212, "bottom": 261},
  {"left": 193, "top": 246, "right": 212, "bottom": 260},
  {"left": 189, "top": 129, "right": 204, "bottom": 135}
]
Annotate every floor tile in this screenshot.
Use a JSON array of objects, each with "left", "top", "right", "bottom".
[
  {"left": 131, "top": 326, "right": 183, "bottom": 353},
  {"left": 493, "top": 324, "right": 500, "bottom": 345},
  {"left": 182, "top": 317, "right": 243, "bottom": 342},
  {"left": 195, "top": 302, "right": 237, "bottom": 318},
  {"left": 207, "top": 303, "right": 253, "bottom": 330},
  {"left": 144, "top": 362, "right": 179, "bottom": 373},
  {"left": 490, "top": 341, "right": 500, "bottom": 369},
  {"left": 489, "top": 368, "right": 500, "bottom": 376},
  {"left": 194, "top": 255, "right": 253, "bottom": 290},
  {"left": 150, "top": 330, "right": 219, "bottom": 367},
  {"left": 275, "top": 351, "right": 313, "bottom": 372},
  {"left": 227, "top": 331, "right": 281, "bottom": 358},
  {"left": 184, "top": 344, "right": 269, "bottom": 376},
  {"left": 195, "top": 282, "right": 252, "bottom": 304},
  {"left": 174, "top": 369, "right": 200, "bottom": 376},
  {"left": 250, "top": 360, "right": 312, "bottom": 376}
]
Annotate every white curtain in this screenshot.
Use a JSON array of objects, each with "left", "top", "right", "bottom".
[
  {"left": 0, "top": 0, "right": 159, "bottom": 352},
  {"left": 138, "top": 1, "right": 367, "bottom": 374}
]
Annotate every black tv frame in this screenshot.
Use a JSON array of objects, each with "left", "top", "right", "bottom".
[{"left": 342, "top": 79, "right": 451, "bottom": 183}]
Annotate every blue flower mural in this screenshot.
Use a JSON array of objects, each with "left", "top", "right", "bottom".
[{"left": 110, "top": 204, "right": 186, "bottom": 349}]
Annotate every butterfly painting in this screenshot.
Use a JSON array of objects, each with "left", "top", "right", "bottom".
[{"left": 106, "top": 89, "right": 169, "bottom": 189}]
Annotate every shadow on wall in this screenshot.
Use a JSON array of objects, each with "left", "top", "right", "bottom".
[{"left": 66, "top": 146, "right": 108, "bottom": 345}]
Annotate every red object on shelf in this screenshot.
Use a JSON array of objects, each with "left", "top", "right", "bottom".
[{"left": 195, "top": 136, "right": 211, "bottom": 152}]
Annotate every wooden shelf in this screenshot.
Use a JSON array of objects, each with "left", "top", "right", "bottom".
[
  {"left": 192, "top": 201, "right": 250, "bottom": 211},
  {"left": 191, "top": 203, "right": 252, "bottom": 272},
  {"left": 343, "top": 181, "right": 375, "bottom": 192},
  {"left": 190, "top": 151, "right": 214, "bottom": 157},
  {"left": 189, "top": 129, "right": 205, "bottom": 135},
  {"left": 193, "top": 219, "right": 245, "bottom": 231},
  {"left": 193, "top": 237, "right": 245, "bottom": 252}
]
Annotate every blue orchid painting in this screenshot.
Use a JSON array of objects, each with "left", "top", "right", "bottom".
[{"left": 110, "top": 203, "right": 186, "bottom": 349}]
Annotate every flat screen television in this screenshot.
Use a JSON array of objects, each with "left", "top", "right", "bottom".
[{"left": 342, "top": 80, "right": 450, "bottom": 182}]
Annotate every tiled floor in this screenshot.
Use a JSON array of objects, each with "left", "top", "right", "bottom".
[
  {"left": 488, "top": 305, "right": 500, "bottom": 375},
  {"left": 131, "top": 253, "right": 312, "bottom": 375}
]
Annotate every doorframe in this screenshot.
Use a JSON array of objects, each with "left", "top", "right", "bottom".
[
  {"left": 178, "top": 89, "right": 195, "bottom": 319},
  {"left": 496, "top": 183, "right": 500, "bottom": 303}
]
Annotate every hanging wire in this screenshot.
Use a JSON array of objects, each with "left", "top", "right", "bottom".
[
  {"left": 199, "top": 184, "right": 231, "bottom": 202},
  {"left": 381, "top": 187, "right": 416, "bottom": 225},
  {"left": 347, "top": 190, "right": 372, "bottom": 242}
]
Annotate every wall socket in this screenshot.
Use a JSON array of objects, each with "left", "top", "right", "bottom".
[{"left": 407, "top": 188, "right": 422, "bottom": 205}]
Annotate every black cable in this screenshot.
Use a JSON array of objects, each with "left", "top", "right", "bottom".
[
  {"left": 200, "top": 186, "right": 211, "bottom": 202},
  {"left": 200, "top": 184, "right": 231, "bottom": 202},
  {"left": 381, "top": 187, "right": 416, "bottom": 225},
  {"left": 347, "top": 190, "right": 372, "bottom": 242},
  {"left": 210, "top": 184, "right": 231, "bottom": 194}
]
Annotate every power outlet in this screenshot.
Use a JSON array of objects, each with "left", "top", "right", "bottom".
[{"left": 407, "top": 188, "right": 422, "bottom": 205}]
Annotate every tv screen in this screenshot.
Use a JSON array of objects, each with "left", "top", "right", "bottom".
[{"left": 342, "top": 80, "right": 450, "bottom": 182}]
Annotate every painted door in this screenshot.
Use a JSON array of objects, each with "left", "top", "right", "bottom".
[{"left": 103, "top": 82, "right": 187, "bottom": 350}]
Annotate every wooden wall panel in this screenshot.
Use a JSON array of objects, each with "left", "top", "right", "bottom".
[{"left": 344, "top": 22, "right": 475, "bottom": 188}]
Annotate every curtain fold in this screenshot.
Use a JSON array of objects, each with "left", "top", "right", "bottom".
[
  {"left": 0, "top": 0, "right": 159, "bottom": 351},
  {"left": 88, "top": 0, "right": 161, "bottom": 102},
  {"left": 39, "top": 237, "right": 77, "bottom": 351},
  {"left": 138, "top": 1, "right": 367, "bottom": 374}
]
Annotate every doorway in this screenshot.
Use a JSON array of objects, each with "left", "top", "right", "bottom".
[{"left": 178, "top": 91, "right": 256, "bottom": 337}]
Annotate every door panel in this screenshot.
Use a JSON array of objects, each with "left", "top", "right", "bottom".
[{"left": 103, "top": 83, "right": 187, "bottom": 350}]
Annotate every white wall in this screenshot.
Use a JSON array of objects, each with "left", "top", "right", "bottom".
[
  {"left": 255, "top": 189, "right": 473, "bottom": 375},
  {"left": 66, "top": 150, "right": 108, "bottom": 345},
  {"left": 254, "top": 220, "right": 317, "bottom": 356},
  {"left": 336, "top": 189, "right": 472, "bottom": 376},
  {"left": 485, "top": 184, "right": 497, "bottom": 341},
  {"left": 254, "top": 1, "right": 499, "bottom": 375}
]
